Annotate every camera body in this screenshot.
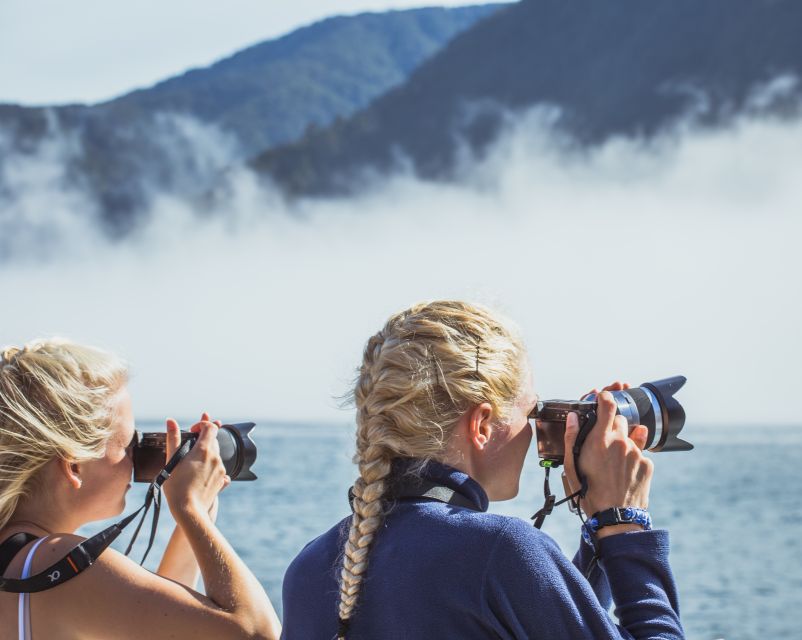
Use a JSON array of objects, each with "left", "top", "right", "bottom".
[
  {"left": 132, "top": 422, "right": 258, "bottom": 483},
  {"left": 531, "top": 376, "right": 692, "bottom": 466},
  {"left": 533, "top": 399, "right": 597, "bottom": 465}
]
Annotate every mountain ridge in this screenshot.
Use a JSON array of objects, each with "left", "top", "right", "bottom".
[
  {"left": 252, "top": 0, "right": 802, "bottom": 197},
  {"left": 0, "top": 4, "right": 501, "bottom": 233}
]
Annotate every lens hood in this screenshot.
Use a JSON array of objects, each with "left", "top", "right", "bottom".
[
  {"left": 641, "top": 376, "right": 693, "bottom": 452},
  {"left": 218, "top": 422, "right": 258, "bottom": 480}
]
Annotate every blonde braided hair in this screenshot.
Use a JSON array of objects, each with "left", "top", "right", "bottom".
[
  {"left": 0, "top": 338, "right": 127, "bottom": 531},
  {"left": 337, "top": 301, "right": 526, "bottom": 637}
]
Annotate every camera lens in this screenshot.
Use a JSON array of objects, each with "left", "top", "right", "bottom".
[
  {"left": 132, "top": 422, "right": 258, "bottom": 483},
  {"left": 534, "top": 375, "right": 692, "bottom": 465},
  {"left": 585, "top": 376, "right": 692, "bottom": 452}
]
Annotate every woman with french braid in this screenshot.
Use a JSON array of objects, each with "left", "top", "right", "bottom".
[{"left": 282, "top": 301, "right": 684, "bottom": 639}]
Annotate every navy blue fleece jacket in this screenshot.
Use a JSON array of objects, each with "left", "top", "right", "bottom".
[{"left": 281, "top": 461, "right": 683, "bottom": 639}]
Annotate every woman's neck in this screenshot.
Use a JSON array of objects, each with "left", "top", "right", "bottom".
[{"left": 5, "top": 490, "right": 84, "bottom": 536}]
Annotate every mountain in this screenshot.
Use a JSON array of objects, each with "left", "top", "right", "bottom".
[
  {"left": 252, "top": 0, "right": 802, "bottom": 197},
  {"left": 0, "top": 5, "right": 501, "bottom": 234},
  {"left": 98, "top": 4, "right": 502, "bottom": 155}
]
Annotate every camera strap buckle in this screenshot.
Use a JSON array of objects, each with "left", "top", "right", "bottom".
[
  {"left": 531, "top": 493, "right": 556, "bottom": 529},
  {"left": 531, "top": 465, "right": 586, "bottom": 529},
  {"left": 531, "top": 466, "right": 564, "bottom": 529}
]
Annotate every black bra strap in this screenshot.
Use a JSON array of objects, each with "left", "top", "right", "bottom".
[{"left": 0, "top": 533, "right": 39, "bottom": 575}]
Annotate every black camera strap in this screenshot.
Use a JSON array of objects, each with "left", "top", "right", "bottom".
[
  {"left": 347, "top": 476, "right": 479, "bottom": 512},
  {"left": 530, "top": 466, "right": 601, "bottom": 579},
  {"left": 0, "top": 439, "right": 192, "bottom": 594},
  {"left": 530, "top": 409, "right": 605, "bottom": 579},
  {"left": 532, "top": 409, "right": 596, "bottom": 529},
  {"left": 531, "top": 466, "right": 583, "bottom": 529},
  {"left": 569, "top": 408, "right": 595, "bottom": 502},
  {"left": 391, "top": 476, "right": 478, "bottom": 510},
  {"left": 0, "top": 533, "right": 37, "bottom": 575}
]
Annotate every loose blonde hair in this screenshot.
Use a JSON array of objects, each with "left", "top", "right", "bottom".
[
  {"left": 337, "top": 301, "right": 526, "bottom": 637},
  {"left": 0, "top": 338, "right": 128, "bottom": 531}
]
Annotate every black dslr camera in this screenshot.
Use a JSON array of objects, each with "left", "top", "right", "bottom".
[
  {"left": 527, "top": 376, "right": 692, "bottom": 531},
  {"left": 531, "top": 376, "right": 692, "bottom": 466},
  {"left": 131, "top": 422, "right": 258, "bottom": 482}
]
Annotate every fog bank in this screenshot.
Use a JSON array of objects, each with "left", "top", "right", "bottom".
[{"left": 1, "top": 110, "right": 800, "bottom": 426}]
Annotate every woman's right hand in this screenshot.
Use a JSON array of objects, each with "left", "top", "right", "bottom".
[
  {"left": 563, "top": 391, "right": 654, "bottom": 537},
  {"left": 163, "top": 413, "right": 231, "bottom": 520}
]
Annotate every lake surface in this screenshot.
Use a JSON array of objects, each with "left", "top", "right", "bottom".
[{"left": 105, "top": 421, "right": 801, "bottom": 640}]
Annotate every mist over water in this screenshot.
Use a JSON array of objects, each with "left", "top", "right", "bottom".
[{"left": 0, "top": 108, "right": 800, "bottom": 425}]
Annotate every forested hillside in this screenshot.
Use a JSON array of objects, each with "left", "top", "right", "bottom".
[
  {"left": 253, "top": 0, "right": 802, "bottom": 196},
  {"left": 0, "top": 5, "right": 500, "bottom": 232}
]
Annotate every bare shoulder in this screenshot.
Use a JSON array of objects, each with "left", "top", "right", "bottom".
[
  {"left": 26, "top": 532, "right": 86, "bottom": 574},
  {"left": 22, "top": 534, "right": 229, "bottom": 640},
  {"left": 32, "top": 534, "right": 197, "bottom": 603},
  {"left": 0, "top": 532, "right": 85, "bottom": 583},
  {"left": 24, "top": 533, "right": 150, "bottom": 591}
]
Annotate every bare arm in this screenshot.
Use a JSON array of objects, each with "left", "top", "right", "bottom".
[
  {"left": 159, "top": 417, "right": 280, "bottom": 637},
  {"left": 156, "top": 500, "right": 219, "bottom": 588},
  {"left": 156, "top": 524, "right": 200, "bottom": 588},
  {"left": 31, "top": 534, "right": 279, "bottom": 640},
  {"left": 174, "top": 505, "right": 280, "bottom": 636}
]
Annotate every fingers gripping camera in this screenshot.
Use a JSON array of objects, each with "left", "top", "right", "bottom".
[{"left": 132, "top": 422, "right": 258, "bottom": 483}]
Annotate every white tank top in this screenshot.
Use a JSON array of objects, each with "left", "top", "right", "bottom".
[{"left": 18, "top": 537, "right": 47, "bottom": 640}]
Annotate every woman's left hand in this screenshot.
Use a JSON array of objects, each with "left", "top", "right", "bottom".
[
  {"left": 157, "top": 414, "right": 222, "bottom": 586},
  {"left": 164, "top": 412, "right": 230, "bottom": 517}
]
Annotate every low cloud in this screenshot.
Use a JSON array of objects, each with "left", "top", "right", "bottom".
[
  {"left": 0, "top": 111, "right": 243, "bottom": 261},
  {"left": 0, "top": 112, "right": 99, "bottom": 260},
  {"left": 0, "top": 101, "right": 800, "bottom": 426}
]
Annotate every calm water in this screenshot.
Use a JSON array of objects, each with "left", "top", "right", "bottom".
[{"left": 104, "top": 422, "right": 802, "bottom": 640}]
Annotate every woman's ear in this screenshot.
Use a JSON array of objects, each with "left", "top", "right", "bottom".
[
  {"left": 468, "top": 402, "right": 494, "bottom": 451},
  {"left": 59, "top": 458, "right": 83, "bottom": 490}
]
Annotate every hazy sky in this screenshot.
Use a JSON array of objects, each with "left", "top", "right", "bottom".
[
  {"left": 0, "top": 0, "right": 478, "bottom": 105},
  {"left": 1, "top": 109, "right": 800, "bottom": 426},
  {"left": 1, "top": 1, "right": 799, "bottom": 427}
]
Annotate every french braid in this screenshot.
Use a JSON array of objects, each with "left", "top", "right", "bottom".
[{"left": 337, "top": 301, "right": 525, "bottom": 637}]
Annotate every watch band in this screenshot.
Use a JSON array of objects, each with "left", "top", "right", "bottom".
[{"left": 582, "top": 507, "right": 652, "bottom": 545}]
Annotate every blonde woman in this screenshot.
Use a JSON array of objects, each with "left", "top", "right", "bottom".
[
  {"left": 282, "top": 301, "right": 683, "bottom": 639},
  {"left": 0, "top": 339, "right": 281, "bottom": 640}
]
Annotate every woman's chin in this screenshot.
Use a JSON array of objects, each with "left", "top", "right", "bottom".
[
  {"left": 504, "top": 487, "right": 520, "bottom": 501},
  {"left": 111, "top": 497, "right": 128, "bottom": 517},
  {"left": 489, "top": 482, "right": 519, "bottom": 502}
]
